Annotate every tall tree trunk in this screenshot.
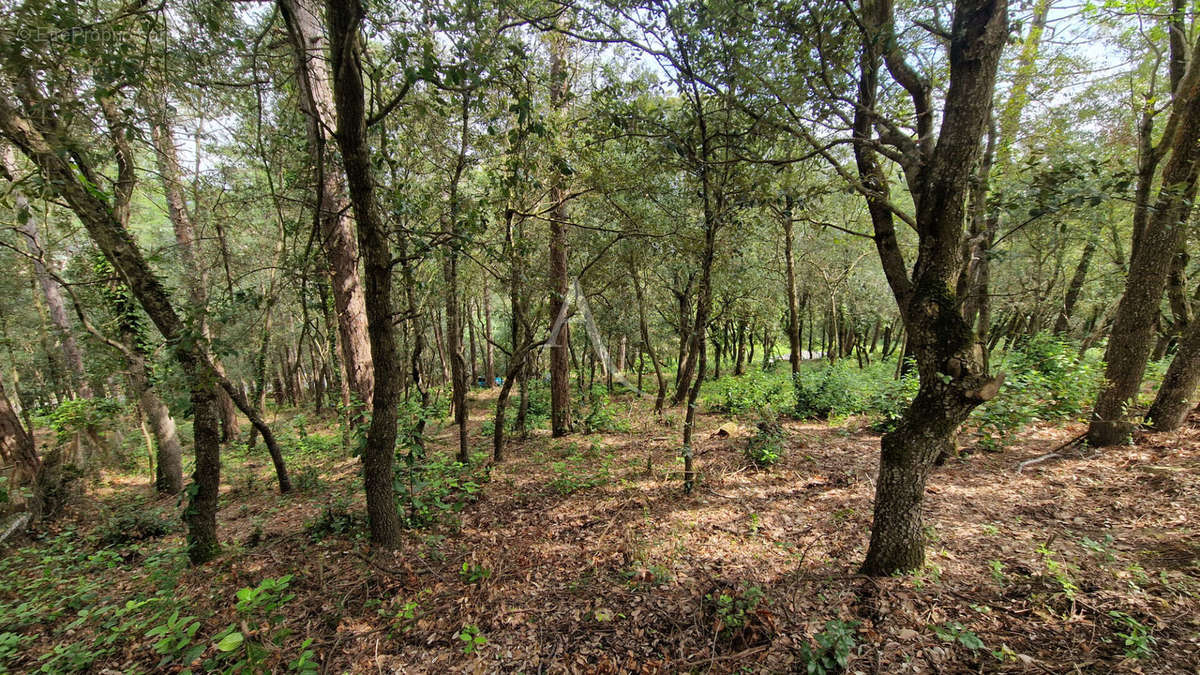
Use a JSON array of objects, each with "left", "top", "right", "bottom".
[
  {"left": 4, "top": 148, "right": 92, "bottom": 399},
  {"left": 1088, "top": 33, "right": 1200, "bottom": 446},
  {"left": 1147, "top": 312, "right": 1200, "bottom": 431},
  {"left": 326, "top": 0, "right": 403, "bottom": 547},
  {"left": 280, "top": 0, "right": 375, "bottom": 412},
  {"left": 443, "top": 94, "right": 471, "bottom": 464},
  {"left": 147, "top": 109, "right": 240, "bottom": 443},
  {"left": 0, "top": 377, "right": 41, "bottom": 517},
  {"left": 852, "top": 0, "right": 1007, "bottom": 575},
  {"left": 483, "top": 277, "right": 496, "bottom": 387},
  {"left": 0, "top": 93, "right": 232, "bottom": 562},
  {"left": 783, "top": 197, "right": 802, "bottom": 374},
  {"left": 548, "top": 29, "right": 573, "bottom": 437},
  {"left": 630, "top": 257, "right": 666, "bottom": 412}
]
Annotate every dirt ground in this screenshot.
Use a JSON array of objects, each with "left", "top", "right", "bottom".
[{"left": 3, "top": 390, "right": 1198, "bottom": 673}]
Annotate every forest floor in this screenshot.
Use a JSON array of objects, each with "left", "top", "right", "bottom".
[{"left": 2, "top": 388, "right": 1199, "bottom": 673}]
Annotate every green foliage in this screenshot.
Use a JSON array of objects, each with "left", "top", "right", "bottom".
[
  {"left": 44, "top": 398, "right": 122, "bottom": 440},
  {"left": 395, "top": 451, "right": 490, "bottom": 529},
  {"left": 548, "top": 441, "right": 612, "bottom": 494},
  {"left": 704, "top": 585, "right": 766, "bottom": 643},
  {"left": 744, "top": 418, "right": 786, "bottom": 468},
  {"left": 205, "top": 575, "right": 297, "bottom": 673},
  {"left": 144, "top": 609, "right": 204, "bottom": 668},
  {"left": 95, "top": 503, "right": 176, "bottom": 547},
  {"left": 793, "top": 360, "right": 893, "bottom": 420},
  {"left": 972, "top": 335, "right": 1103, "bottom": 450},
  {"left": 305, "top": 501, "right": 367, "bottom": 541},
  {"left": 459, "top": 561, "right": 492, "bottom": 585},
  {"left": 290, "top": 465, "right": 324, "bottom": 493},
  {"left": 579, "top": 386, "right": 631, "bottom": 433},
  {"left": 706, "top": 370, "right": 792, "bottom": 416},
  {"left": 456, "top": 623, "right": 487, "bottom": 654},
  {"left": 932, "top": 621, "right": 986, "bottom": 650},
  {"left": 1108, "top": 611, "right": 1155, "bottom": 659},
  {"left": 798, "top": 619, "right": 859, "bottom": 674}
]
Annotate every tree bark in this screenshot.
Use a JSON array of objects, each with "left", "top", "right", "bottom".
[
  {"left": 1088, "top": 33, "right": 1200, "bottom": 446},
  {"left": 279, "top": 0, "right": 375, "bottom": 412},
  {"left": 1147, "top": 312, "right": 1200, "bottom": 431},
  {"left": 0, "top": 92, "right": 232, "bottom": 562},
  {"left": 548, "top": 29, "right": 574, "bottom": 437},
  {"left": 852, "top": 0, "right": 1008, "bottom": 576},
  {"left": 326, "top": 0, "right": 403, "bottom": 548},
  {"left": 1053, "top": 237, "right": 1097, "bottom": 334}
]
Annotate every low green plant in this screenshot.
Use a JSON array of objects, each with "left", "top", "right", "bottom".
[
  {"left": 95, "top": 504, "right": 175, "bottom": 547},
  {"left": 459, "top": 562, "right": 492, "bottom": 585},
  {"left": 548, "top": 443, "right": 612, "bottom": 495},
  {"left": 932, "top": 621, "right": 985, "bottom": 650},
  {"left": 457, "top": 624, "right": 487, "bottom": 655},
  {"left": 1109, "top": 611, "right": 1155, "bottom": 659},
  {"left": 744, "top": 417, "right": 786, "bottom": 468},
  {"left": 579, "top": 386, "right": 631, "bottom": 433},
  {"left": 705, "top": 585, "right": 766, "bottom": 642},
  {"left": 798, "top": 619, "right": 859, "bottom": 674},
  {"left": 395, "top": 451, "right": 490, "bottom": 529},
  {"left": 305, "top": 502, "right": 367, "bottom": 541},
  {"left": 144, "top": 609, "right": 204, "bottom": 668},
  {"left": 205, "top": 575, "right": 296, "bottom": 672}
]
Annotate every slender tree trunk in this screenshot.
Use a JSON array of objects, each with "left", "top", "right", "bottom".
[
  {"left": 326, "top": 0, "right": 403, "bottom": 547},
  {"left": 279, "top": 0, "right": 375, "bottom": 412},
  {"left": 5, "top": 148, "right": 91, "bottom": 399},
  {"left": 784, "top": 198, "right": 802, "bottom": 374},
  {"left": 630, "top": 258, "right": 666, "bottom": 413},
  {"left": 1147, "top": 313, "right": 1200, "bottom": 431},
  {"left": 483, "top": 277, "right": 496, "bottom": 387},
  {"left": 1053, "top": 237, "right": 1098, "bottom": 334},
  {"left": 548, "top": 29, "right": 573, "bottom": 437}
]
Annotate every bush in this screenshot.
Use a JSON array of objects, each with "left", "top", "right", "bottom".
[
  {"left": 744, "top": 418, "right": 786, "bottom": 468},
  {"left": 96, "top": 505, "right": 175, "bottom": 547},
  {"left": 706, "top": 370, "right": 793, "bottom": 416},
  {"left": 395, "top": 451, "right": 490, "bottom": 529},
  {"left": 305, "top": 502, "right": 367, "bottom": 541},
  {"left": 970, "top": 334, "right": 1104, "bottom": 450},
  {"left": 793, "top": 360, "right": 892, "bottom": 419},
  {"left": 580, "top": 386, "right": 631, "bottom": 433}
]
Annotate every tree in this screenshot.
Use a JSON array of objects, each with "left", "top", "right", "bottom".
[
  {"left": 324, "top": 0, "right": 404, "bottom": 548},
  {"left": 1088, "top": 11, "right": 1200, "bottom": 446}
]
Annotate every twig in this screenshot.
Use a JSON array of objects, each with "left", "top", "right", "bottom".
[{"left": 1015, "top": 433, "right": 1087, "bottom": 472}]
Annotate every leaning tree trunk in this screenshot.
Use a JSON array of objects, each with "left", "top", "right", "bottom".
[
  {"left": 4, "top": 147, "right": 92, "bottom": 399},
  {"left": 1088, "top": 39, "right": 1200, "bottom": 446},
  {"left": 0, "top": 377, "right": 41, "bottom": 518},
  {"left": 148, "top": 109, "right": 240, "bottom": 443},
  {"left": 1147, "top": 308, "right": 1200, "bottom": 431},
  {"left": 326, "top": 0, "right": 403, "bottom": 548},
  {"left": 0, "top": 93, "right": 233, "bottom": 562}
]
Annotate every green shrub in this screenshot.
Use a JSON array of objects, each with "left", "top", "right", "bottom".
[
  {"left": 798, "top": 619, "right": 859, "bottom": 674},
  {"left": 744, "top": 418, "right": 786, "bottom": 468},
  {"left": 95, "top": 505, "right": 175, "bottom": 547},
  {"left": 395, "top": 451, "right": 490, "bottom": 529},
  {"left": 580, "top": 386, "right": 631, "bottom": 433},
  {"left": 706, "top": 370, "right": 793, "bottom": 416}
]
